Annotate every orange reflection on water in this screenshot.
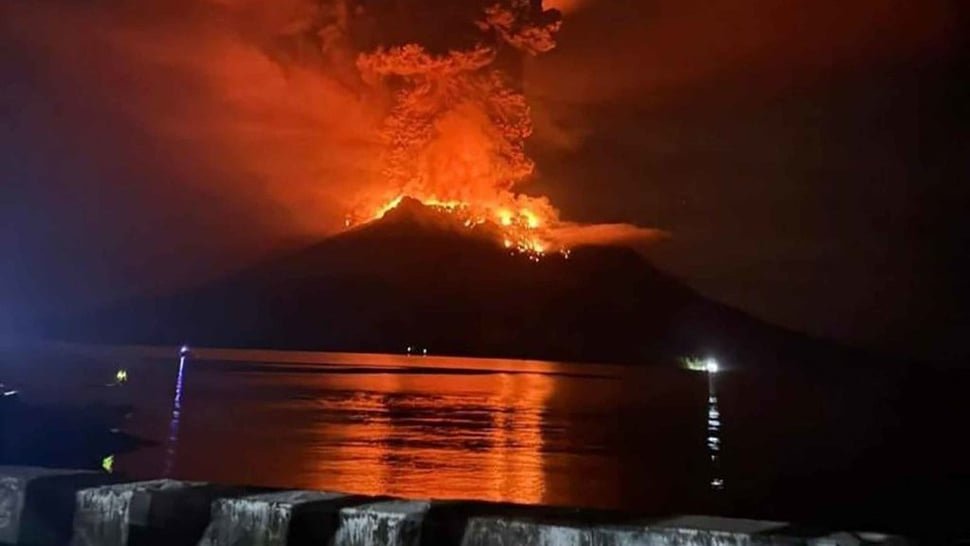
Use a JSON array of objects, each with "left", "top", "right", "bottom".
[{"left": 305, "top": 368, "right": 554, "bottom": 504}]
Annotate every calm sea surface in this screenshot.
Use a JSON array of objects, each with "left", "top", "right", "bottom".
[{"left": 1, "top": 343, "right": 967, "bottom": 538}]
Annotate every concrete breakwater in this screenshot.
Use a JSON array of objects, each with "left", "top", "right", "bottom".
[{"left": 0, "top": 466, "right": 904, "bottom": 546}]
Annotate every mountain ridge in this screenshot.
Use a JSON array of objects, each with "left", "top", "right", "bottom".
[{"left": 54, "top": 199, "right": 874, "bottom": 367}]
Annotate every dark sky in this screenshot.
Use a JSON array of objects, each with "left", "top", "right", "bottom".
[
  {"left": 525, "top": 0, "right": 967, "bottom": 360},
  {"left": 2, "top": 0, "right": 967, "bottom": 360}
]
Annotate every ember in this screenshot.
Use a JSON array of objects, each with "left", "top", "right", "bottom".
[{"left": 366, "top": 193, "right": 557, "bottom": 259}]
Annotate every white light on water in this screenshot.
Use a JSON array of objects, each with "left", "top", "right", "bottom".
[{"left": 705, "top": 358, "right": 719, "bottom": 374}]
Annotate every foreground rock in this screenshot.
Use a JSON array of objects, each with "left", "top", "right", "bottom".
[
  {"left": 0, "top": 467, "right": 910, "bottom": 545},
  {"left": 70, "top": 479, "right": 263, "bottom": 546},
  {"left": 199, "top": 490, "right": 366, "bottom": 546},
  {"left": 335, "top": 500, "right": 431, "bottom": 546},
  {"left": 0, "top": 466, "right": 117, "bottom": 545}
]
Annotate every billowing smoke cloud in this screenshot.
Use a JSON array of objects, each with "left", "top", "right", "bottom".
[
  {"left": 342, "top": 0, "right": 660, "bottom": 251},
  {"left": 541, "top": 0, "right": 589, "bottom": 14},
  {"left": 348, "top": 1, "right": 561, "bottom": 223}
]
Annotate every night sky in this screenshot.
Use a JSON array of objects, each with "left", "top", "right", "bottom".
[{"left": 2, "top": 0, "right": 967, "bottom": 360}]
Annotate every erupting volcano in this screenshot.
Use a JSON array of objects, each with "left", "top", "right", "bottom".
[
  {"left": 57, "top": 195, "right": 868, "bottom": 368},
  {"left": 340, "top": 0, "right": 649, "bottom": 256},
  {"left": 41, "top": 0, "right": 876, "bottom": 369}
]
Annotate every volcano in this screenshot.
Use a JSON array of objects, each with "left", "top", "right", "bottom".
[{"left": 56, "top": 198, "right": 867, "bottom": 367}]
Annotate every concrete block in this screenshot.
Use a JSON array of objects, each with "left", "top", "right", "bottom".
[
  {"left": 641, "top": 516, "right": 797, "bottom": 546},
  {"left": 198, "top": 490, "right": 362, "bottom": 546},
  {"left": 460, "top": 517, "right": 594, "bottom": 546},
  {"left": 0, "top": 466, "right": 116, "bottom": 546},
  {"left": 334, "top": 500, "right": 431, "bottom": 546},
  {"left": 459, "top": 514, "right": 817, "bottom": 546},
  {"left": 70, "top": 479, "right": 261, "bottom": 546},
  {"left": 653, "top": 516, "right": 789, "bottom": 536},
  {"left": 587, "top": 525, "right": 656, "bottom": 546}
]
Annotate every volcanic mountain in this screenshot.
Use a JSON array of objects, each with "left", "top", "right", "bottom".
[{"left": 58, "top": 198, "right": 865, "bottom": 367}]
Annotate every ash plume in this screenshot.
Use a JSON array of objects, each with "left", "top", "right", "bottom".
[
  {"left": 346, "top": 0, "right": 659, "bottom": 249},
  {"left": 350, "top": 0, "right": 562, "bottom": 220},
  {"left": 1, "top": 0, "right": 663, "bottom": 323}
]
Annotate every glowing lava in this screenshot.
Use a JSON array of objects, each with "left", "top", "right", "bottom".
[{"left": 352, "top": 193, "right": 558, "bottom": 259}]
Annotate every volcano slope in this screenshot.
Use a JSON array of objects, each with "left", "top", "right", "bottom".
[{"left": 57, "top": 198, "right": 872, "bottom": 367}]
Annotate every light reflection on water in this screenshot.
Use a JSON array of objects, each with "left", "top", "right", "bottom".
[
  {"left": 0, "top": 345, "right": 718, "bottom": 510},
  {"left": 6, "top": 343, "right": 970, "bottom": 536},
  {"left": 707, "top": 373, "right": 724, "bottom": 491},
  {"left": 111, "top": 348, "right": 653, "bottom": 507},
  {"left": 163, "top": 353, "right": 186, "bottom": 477},
  {"left": 300, "top": 370, "right": 553, "bottom": 502}
]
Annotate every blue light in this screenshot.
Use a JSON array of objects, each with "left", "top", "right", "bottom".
[{"left": 164, "top": 353, "right": 187, "bottom": 477}]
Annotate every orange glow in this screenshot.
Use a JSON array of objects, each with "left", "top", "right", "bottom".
[
  {"left": 354, "top": 193, "right": 559, "bottom": 258},
  {"left": 373, "top": 195, "right": 405, "bottom": 219},
  {"left": 498, "top": 209, "right": 513, "bottom": 226},
  {"left": 340, "top": 1, "right": 660, "bottom": 256},
  {"left": 340, "top": 1, "right": 565, "bottom": 259},
  {"left": 521, "top": 209, "right": 541, "bottom": 229},
  {"left": 305, "top": 362, "right": 555, "bottom": 504}
]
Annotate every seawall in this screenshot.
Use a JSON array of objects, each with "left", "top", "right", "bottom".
[{"left": 0, "top": 466, "right": 906, "bottom": 545}]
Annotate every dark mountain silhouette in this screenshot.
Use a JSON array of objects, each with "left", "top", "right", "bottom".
[{"left": 54, "top": 198, "right": 872, "bottom": 367}]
